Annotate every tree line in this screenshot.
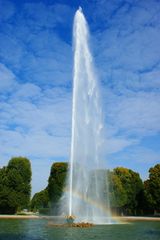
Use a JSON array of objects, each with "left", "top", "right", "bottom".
[{"left": 0, "top": 157, "right": 160, "bottom": 216}]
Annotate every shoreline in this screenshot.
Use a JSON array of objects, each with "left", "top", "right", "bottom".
[
  {"left": 0, "top": 215, "right": 160, "bottom": 221},
  {"left": 0, "top": 215, "right": 41, "bottom": 219},
  {"left": 117, "top": 216, "right": 160, "bottom": 222}
]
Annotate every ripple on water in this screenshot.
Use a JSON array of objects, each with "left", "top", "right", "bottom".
[{"left": 0, "top": 219, "right": 160, "bottom": 240}]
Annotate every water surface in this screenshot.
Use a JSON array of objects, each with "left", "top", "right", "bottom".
[{"left": 0, "top": 219, "right": 160, "bottom": 240}]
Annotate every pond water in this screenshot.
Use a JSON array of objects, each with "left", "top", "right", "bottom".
[{"left": 0, "top": 219, "right": 160, "bottom": 240}]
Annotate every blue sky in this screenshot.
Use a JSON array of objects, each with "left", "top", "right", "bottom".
[{"left": 0, "top": 0, "right": 160, "bottom": 194}]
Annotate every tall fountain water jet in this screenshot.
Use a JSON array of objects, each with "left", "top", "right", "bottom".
[{"left": 60, "top": 7, "right": 111, "bottom": 224}]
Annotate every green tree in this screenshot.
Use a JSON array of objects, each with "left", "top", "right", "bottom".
[
  {"left": 48, "top": 162, "right": 68, "bottom": 214},
  {"left": 0, "top": 157, "right": 32, "bottom": 214},
  {"left": 108, "top": 170, "right": 127, "bottom": 214},
  {"left": 113, "top": 167, "right": 143, "bottom": 215},
  {"left": 0, "top": 167, "right": 17, "bottom": 214},
  {"left": 144, "top": 164, "right": 160, "bottom": 214},
  {"left": 7, "top": 157, "right": 32, "bottom": 210},
  {"left": 31, "top": 188, "right": 49, "bottom": 211}
]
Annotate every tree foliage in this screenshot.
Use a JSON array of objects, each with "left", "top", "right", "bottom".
[
  {"left": 108, "top": 167, "right": 143, "bottom": 215},
  {"left": 116, "top": 167, "right": 143, "bottom": 214},
  {"left": 0, "top": 157, "right": 32, "bottom": 214},
  {"left": 31, "top": 188, "right": 49, "bottom": 211},
  {"left": 48, "top": 162, "right": 68, "bottom": 205},
  {"left": 108, "top": 171, "right": 127, "bottom": 209},
  {"left": 31, "top": 162, "right": 68, "bottom": 215},
  {"left": 144, "top": 164, "right": 160, "bottom": 212}
]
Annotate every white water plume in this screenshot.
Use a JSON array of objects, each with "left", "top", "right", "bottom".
[{"left": 60, "top": 7, "right": 111, "bottom": 224}]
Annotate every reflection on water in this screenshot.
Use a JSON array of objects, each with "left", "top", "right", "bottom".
[{"left": 0, "top": 219, "right": 160, "bottom": 240}]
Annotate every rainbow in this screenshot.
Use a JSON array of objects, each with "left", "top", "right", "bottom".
[{"left": 63, "top": 188, "right": 124, "bottom": 224}]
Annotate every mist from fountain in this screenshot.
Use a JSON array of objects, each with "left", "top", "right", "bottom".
[{"left": 60, "top": 7, "right": 111, "bottom": 224}]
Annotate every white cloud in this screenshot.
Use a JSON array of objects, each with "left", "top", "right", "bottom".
[
  {"left": 108, "top": 69, "right": 160, "bottom": 92},
  {"left": 139, "top": 70, "right": 160, "bottom": 89},
  {"left": 0, "top": 129, "right": 70, "bottom": 159},
  {"left": 103, "top": 90, "right": 160, "bottom": 137},
  {"left": 105, "top": 137, "right": 137, "bottom": 154},
  {"left": 0, "top": 69, "right": 72, "bottom": 162},
  {"left": 128, "top": 147, "right": 160, "bottom": 164},
  {"left": 12, "top": 83, "right": 42, "bottom": 100},
  {"left": 23, "top": 2, "right": 74, "bottom": 29},
  {"left": 95, "top": 25, "right": 160, "bottom": 74},
  {"left": 0, "top": 63, "right": 17, "bottom": 91},
  {"left": 0, "top": 33, "right": 25, "bottom": 69},
  {"left": 0, "top": 3, "right": 73, "bottom": 83}
]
